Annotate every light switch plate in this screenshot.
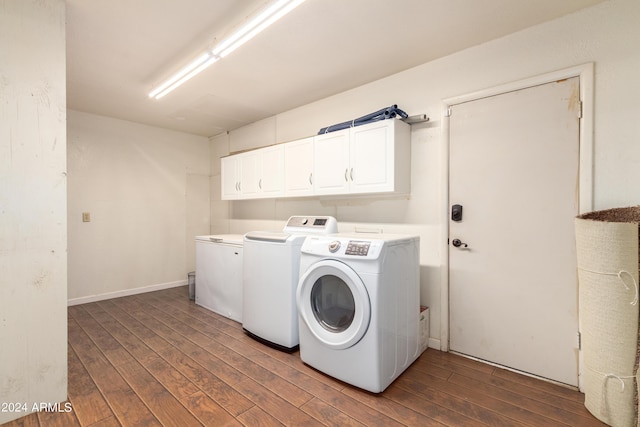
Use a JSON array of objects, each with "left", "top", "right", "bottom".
[{"left": 82, "top": 212, "right": 91, "bottom": 222}]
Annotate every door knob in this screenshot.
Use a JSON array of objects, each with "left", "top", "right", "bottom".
[{"left": 452, "top": 239, "right": 468, "bottom": 248}]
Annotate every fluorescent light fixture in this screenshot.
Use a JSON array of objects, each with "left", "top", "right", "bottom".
[
  {"left": 149, "top": 52, "right": 218, "bottom": 99},
  {"left": 148, "top": 0, "right": 305, "bottom": 100},
  {"left": 212, "top": 0, "right": 306, "bottom": 58}
]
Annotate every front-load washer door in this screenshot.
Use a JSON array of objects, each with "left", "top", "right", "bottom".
[{"left": 297, "top": 260, "right": 370, "bottom": 350}]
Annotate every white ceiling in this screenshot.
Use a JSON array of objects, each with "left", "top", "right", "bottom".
[{"left": 66, "top": 0, "right": 604, "bottom": 138}]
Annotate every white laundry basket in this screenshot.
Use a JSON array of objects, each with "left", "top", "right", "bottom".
[{"left": 575, "top": 206, "right": 640, "bottom": 427}]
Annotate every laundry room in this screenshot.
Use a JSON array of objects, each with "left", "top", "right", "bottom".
[{"left": 3, "top": 0, "right": 640, "bottom": 425}]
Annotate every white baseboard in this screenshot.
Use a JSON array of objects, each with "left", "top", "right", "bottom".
[
  {"left": 67, "top": 280, "right": 187, "bottom": 306},
  {"left": 428, "top": 337, "right": 442, "bottom": 351}
]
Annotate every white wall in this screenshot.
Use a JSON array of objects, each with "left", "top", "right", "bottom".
[
  {"left": 210, "top": 132, "right": 230, "bottom": 234},
  {"left": 67, "top": 111, "right": 210, "bottom": 304},
  {"left": 0, "top": 1, "right": 67, "bottom": 423},
  {"left": 212, "top": 0, "right": 640, "bottom": 348}
]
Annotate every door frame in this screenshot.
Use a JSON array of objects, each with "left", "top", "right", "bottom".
[{"left": 439, "top": 63, "right": 594, "bottom": 389}]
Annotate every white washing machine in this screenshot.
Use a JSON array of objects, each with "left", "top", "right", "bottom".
[
  {"left": 242, "top": 216, "right": 338, "bottom": 352},
  {"left": 195, "top": 234, "right": 244, "bottom": 322},
  {"left": 296, "top": 233, "right": 420, "bottom": 393}
]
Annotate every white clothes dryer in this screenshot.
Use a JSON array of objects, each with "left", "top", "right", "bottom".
[
  {"left": 296, "top": 233, "right": 420, "bottom": 393},
  {"left": 242, "top": 216, "right": 337, "bottom": 352}
]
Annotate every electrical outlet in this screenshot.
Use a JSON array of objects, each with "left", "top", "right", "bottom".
[{"left": 82, "top": 212, "right": 91, "bottom": 222}]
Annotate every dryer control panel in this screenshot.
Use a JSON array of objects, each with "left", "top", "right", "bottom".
[
  {"left": 302, "top": 235, "right": 387, "bottom": 260},
  {"left": 345, "top": 241, "right": 371, "bottom": 256}
]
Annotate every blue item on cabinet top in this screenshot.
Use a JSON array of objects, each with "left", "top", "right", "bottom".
[{"left": 317, "top": 105, "right": 408, "bottom": 135}]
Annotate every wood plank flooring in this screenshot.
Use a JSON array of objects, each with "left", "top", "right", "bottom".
[{"left": 3, "top": 286, "right": 605, "bottom": 426}]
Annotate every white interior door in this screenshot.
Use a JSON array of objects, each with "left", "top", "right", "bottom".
[{"left": 449, "top": 77, "right": 580, "bottom": 386}]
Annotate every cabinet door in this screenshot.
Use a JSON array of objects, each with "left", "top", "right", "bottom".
[
  {"left": 221, "top": 156, "right": 240, "bottom": 200},
  {"left": 284, "top": 137, "right": 314, "bottom": 196},
  {"left": 349, "top": 120, "right": 394, "bottom": 193},
  {"left": 240, "top": 151, "right": 260, "bottom": 198},
  {"left": 313, "top": 129, "right": 350, "bottom": 195},
  {"left": 260, "top": 145, "right": 284, "bottom": 197}
]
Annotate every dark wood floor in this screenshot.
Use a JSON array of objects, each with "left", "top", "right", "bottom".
[{"left": 3, "top": 286, "right": 605, "bottom": 426}]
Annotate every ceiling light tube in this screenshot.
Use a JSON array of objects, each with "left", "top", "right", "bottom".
[
  {"left": 149, "top": 52, "right": 218, "bottom": 99},
  {"left": 148, "top": 0, "right": 304, "bottom": 100},
  {"left": 153, "top": 55, "right": 218, "bottom": 99},
  {"left": 212, "top": 0, "right": 306, "bottom": 58}
]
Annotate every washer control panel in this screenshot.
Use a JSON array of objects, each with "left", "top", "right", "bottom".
[
  {"left": 283, "top": 216, "right": 338, "bottom": 234},
  {"left": 345, "top": 240, "right": 371, "bottom": 256}
]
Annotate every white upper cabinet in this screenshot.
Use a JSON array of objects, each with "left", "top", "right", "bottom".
[
  {"left": 284, "top": 137, "right": 314, "bottom": 196},
  {"left": 259, "top": 145, "right": 285, "bottom": 198},
  {"left": 239, "top": 150, "right": 261, "bottom": 198},
  {"left": 314, "top": 119, "right": 410, "bottom": 195},
  {"left": 221, "top": 155, "right": 241, "bottom": 200},
  {"left": 221, "top": 145, "right": 284, "bottom": 200},
  {"left": 349, "top": 119, "right": 409, "bottom": 194},
  {"left": 220, "top": 119, "right": 410, "bottom": 200},
  {"left": 313, "top": 129, "right": 350, "bottom": 195}
]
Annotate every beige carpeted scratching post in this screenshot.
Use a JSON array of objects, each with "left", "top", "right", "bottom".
[{"left": 575, "top": 206, "right": 640, "bottom": 427}]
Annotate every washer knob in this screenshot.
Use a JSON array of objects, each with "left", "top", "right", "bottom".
[{"left": 328, "top": 241, "right": 341, "bottom": 253}]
